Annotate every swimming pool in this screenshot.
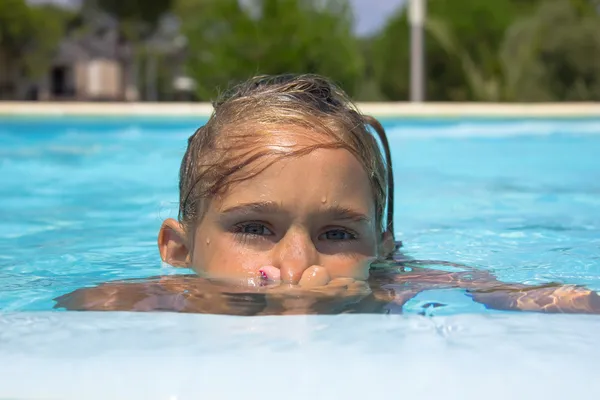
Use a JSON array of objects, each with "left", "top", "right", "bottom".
[{"left": 1, "top": 115, "right": 600, "bottom": 398}]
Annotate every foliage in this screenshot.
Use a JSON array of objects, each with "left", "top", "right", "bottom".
[
  {"left": 176, "top": 0, "right": 364, "bottom": 100},
  {"left": 96, "top": 0, "right": 174, "bottom": 39},
  {"left": 26, "top": 5, "right": 75, "bottom": 77},
  {"left": 371, "top": 0, "right": 541, "bottom": 101},
  {"left": 500, "top": 0, "right": 600, "bottom": 101},
  {"left": 2, "top": 0, "right": 600, "bottom": 101},
  {"left": 0, "top": 0, "right": 32, "bottom": 56},
  {"left": 0, "top": 0, "right": 73, "bottom": 97},
  {"left": 371, "top": 0, "right": 600, "bottom": 102}
]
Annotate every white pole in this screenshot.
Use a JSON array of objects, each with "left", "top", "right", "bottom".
[{"left": 409, "top": 0, "right": 426, "bottom": 102}]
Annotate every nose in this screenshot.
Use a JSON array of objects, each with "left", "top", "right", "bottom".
[{"left": 273, "top": 228, "right": 319, "bottom": 284}]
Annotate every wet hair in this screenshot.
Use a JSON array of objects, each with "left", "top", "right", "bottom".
[{"left": 178, "top": 74, "right": 395, "bottom": 243}]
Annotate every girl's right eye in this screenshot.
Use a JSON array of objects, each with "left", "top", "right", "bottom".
[{"left": 234, "top": 222, "right": 274, "bottom": 236}]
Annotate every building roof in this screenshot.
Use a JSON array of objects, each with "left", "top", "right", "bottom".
[{"left": 54, "top": 30, "right": 123, "bottom": 64}]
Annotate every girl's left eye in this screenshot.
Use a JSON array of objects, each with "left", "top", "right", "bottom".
[{"left": 318, "top": 229, "right": 357, "bottom": 241}]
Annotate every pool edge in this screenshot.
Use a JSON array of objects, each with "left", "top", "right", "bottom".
[{"left": 0, "top": 101, "right": 599, "bottom": 119}]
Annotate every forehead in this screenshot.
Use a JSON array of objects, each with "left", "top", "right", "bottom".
[
  {"left": 215, "top": 131, "right": 375, "bottom": 215},
  {"left": 219, "top": 122, "right": 333, "bottom": 149}
]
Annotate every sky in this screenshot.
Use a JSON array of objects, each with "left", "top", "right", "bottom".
[
  {"left": 28, "top": 0, "right": 407, "bottom": 36},
  {"left": 350, "top": 0, "right": 406, "bottom": 35}
]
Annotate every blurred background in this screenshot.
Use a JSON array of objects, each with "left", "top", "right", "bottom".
[{"left": 1, "top": 0, "right": 599, "bottom": 103}]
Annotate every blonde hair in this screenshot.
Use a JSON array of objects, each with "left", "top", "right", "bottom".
[{"left": 179, "top": 74, "right": 394, "bottom": 242}]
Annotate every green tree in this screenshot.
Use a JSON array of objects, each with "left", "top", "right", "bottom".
[
  {"left": 177, "top": 0, "right": 363, "bottom": 100},
  {"left": 501, "top": 0, "right": 600, "bottom": 101},
  {"left": 95, "top": 0, "right": 174, "bottom": 39},
  {"left": 0, "top": 0, "right": 72, "bottom": 99},
  {"left": 371, "top": 0, "right": 543, "bottom": 101},
  {"left": 371, "top": 0, "right": 600, "bottom": 102}
]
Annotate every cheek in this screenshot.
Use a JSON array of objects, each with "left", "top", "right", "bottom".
[
  {"left": 191, "top": 235, "right": 269, "bottom": 278},
  {"left": 324, "top": 255, "right": 375, "bottom": 281}
]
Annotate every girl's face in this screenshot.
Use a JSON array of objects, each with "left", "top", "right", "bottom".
[{"left": 159, "top": 128, "right": 381, "bottom": 286}]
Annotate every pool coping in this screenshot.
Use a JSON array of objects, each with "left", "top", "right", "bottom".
[{"left": 0, "top": 102, "right": 599, "bottom": 119}]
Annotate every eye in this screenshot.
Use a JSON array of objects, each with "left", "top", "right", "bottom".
[
  {"left": 318, "top": 229, "right": 357, "bottom": 241},
  {"left": 235, "top": 222, "right": 274, "bottom": 236}
]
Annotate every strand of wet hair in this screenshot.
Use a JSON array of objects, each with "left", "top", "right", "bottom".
[{"left": 362, "top": 115, "right": 395, "bottom": 240}]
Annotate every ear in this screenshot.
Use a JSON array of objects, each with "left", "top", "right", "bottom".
[
  {"left": 158, "top": 218, "right": 190, "bottom": 267},
  {"left": 380, "top": 230, "right": 396, "bottom": 258}
]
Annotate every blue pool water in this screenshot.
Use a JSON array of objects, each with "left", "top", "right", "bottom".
[
  {"left": 1, "top": 116, "right": 599, "bottom": 313},
  {"left": 1, "top": 116, "right": 600, "bottom": 399}
]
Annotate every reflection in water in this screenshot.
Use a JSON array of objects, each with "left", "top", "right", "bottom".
[
  {"left": 53, "top": 251, "right": 600, "bottom": 316},
  {"left": 52, "top": 251, "right": 489, "bottom": 316},
  {"left": 54, "top": 271, "right": 396, "bottom": 316}
]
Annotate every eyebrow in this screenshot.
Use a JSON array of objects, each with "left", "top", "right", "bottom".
[
  {"left": 220, "top": 201, "right": 372, "bottom": 223},
  {"left": 220, "top": 201, "right": 281, "bottom": 216}
]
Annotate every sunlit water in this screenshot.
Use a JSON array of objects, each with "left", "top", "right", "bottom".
[{"left": 1, "top": 116, "right": 600, "bottom": 398}]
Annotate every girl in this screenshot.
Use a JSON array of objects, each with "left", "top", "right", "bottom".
[{"left": 56, "top": 74, "right": 600, "bottom": 315}]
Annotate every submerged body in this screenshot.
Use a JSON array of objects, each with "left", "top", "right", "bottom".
[{"left": 55, "top": 260, "right": 600, "bottom": 315}]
